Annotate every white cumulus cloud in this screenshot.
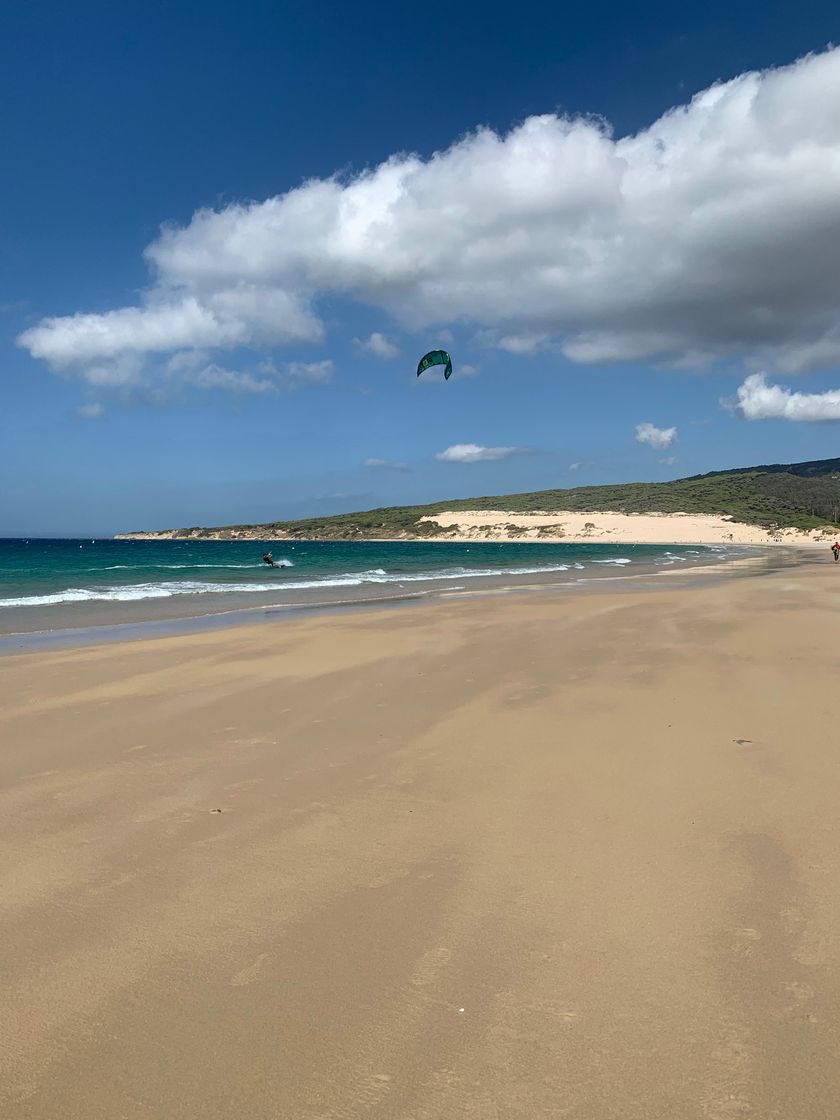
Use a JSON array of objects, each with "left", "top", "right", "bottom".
[
  {"left": 437, "top": 443, "right": 518, "bottom": 463},
  {"left": 734, "top": 371, "right": 840, "bottom": 420},
  {"left": 635, "top": 422, "right": 677, "bottom": 450},
  {"left": 18, "top": 48, "right": 840, "bottom": 387},
  {"left": 355, "top": 332, "right": 398, "bottom": 360},
  {"left": 22, "top": 292, "right": 319, "bottom": 372}
]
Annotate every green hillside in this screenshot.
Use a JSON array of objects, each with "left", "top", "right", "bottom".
[{"left": 128, "top": 457, "right": 840, "bottom": 539}]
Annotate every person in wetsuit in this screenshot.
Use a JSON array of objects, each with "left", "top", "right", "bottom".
[{"left": 262, "top": 551, "right": 280, "bottom": 569}]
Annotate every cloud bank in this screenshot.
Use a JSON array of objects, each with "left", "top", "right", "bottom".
[
  {"left": 635, "top": 422, "right": 677, "bottom": 449},
  {"left": 437, "top": 444, "right": 518, "bottom": 463},
  {"left": 734, "top": 372, "right": 840, "bottom": 421},
  {"left": 18, "top": 47, "right": 840, "bottom": 389}
]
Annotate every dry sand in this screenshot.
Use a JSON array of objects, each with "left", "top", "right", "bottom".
[
  {"left": 3, "top": 564, "right": 840, "bottom": 1118},
  {"left": 419, "top": 509, "right": 836, "bottom": 546}
]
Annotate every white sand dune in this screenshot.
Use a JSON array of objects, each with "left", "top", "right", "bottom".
[{"left": 419, "top": 509, "right": 836, "bottom": 546}]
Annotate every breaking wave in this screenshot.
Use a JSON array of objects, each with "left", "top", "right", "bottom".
[{"left": 0, "top": 561, "right": 579, "bottom": 608}]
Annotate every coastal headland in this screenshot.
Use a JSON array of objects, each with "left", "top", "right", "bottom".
[
  {"left": 113, "top": 456, "right": 840, "bottom": 547},
  {"left": 3, "top": 561, "right": 840, "bottom": 1117},
  {"left": 117, "top": 509, "right": 837, "bottom": 547}
]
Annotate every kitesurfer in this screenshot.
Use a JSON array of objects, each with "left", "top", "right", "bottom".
[{"left": 262, "top": 551, "right": 281, "bottom": 569}]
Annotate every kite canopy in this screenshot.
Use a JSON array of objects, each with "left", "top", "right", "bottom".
[{"left": 416, "top": 349, "right": 452, "bottom": 380}]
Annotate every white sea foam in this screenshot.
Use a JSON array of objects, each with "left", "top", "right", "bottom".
[
  {"left": 591, "top": 558, "right": 632, "bottom": 565},
  {"left": 0, "top": 562, "right": 577, "bottom": 608}
]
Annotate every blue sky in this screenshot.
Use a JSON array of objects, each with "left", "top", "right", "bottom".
[{"left": 3, "top": 0, "right": 840, "bottom": 536}]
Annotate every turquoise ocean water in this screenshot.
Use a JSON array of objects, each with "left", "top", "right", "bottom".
[{"left": 0, "top": 537, "right": 726, "bottom": 625}]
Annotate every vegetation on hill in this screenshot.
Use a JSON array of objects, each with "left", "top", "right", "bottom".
[{"left": 124, "top": 457, "right": 840, "bottom": 539}]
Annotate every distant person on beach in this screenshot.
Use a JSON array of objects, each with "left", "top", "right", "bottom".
[{"left": 832, "top": 542, "right": 840, "bottom": 563}]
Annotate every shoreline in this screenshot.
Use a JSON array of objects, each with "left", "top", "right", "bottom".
[{"left": 0, "top": 544, "right": 813, "bottom": 654}]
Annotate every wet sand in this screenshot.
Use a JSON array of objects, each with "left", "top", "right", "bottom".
[{"left": 3, "top": 563, "right": 840, "bottom": 1118}]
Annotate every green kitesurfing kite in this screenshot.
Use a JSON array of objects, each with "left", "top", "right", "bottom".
[{"left": 416, "top": 349, "right": 453, "bottom": 380}]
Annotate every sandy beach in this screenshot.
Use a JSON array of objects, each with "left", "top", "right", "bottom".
[{"left": 3, "top": 562, "right": 840, "bottom": 1118}]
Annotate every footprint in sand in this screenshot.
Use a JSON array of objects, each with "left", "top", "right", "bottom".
[
  {"left": 556, "top": 1008, "right": 579, "bottom": 1023},
  {"left": 731, "top": 927, "right": 762, "bottom": 956},
  {"left": 734, "top": 927, "right": 761, "bottom": 941},
  {"left": 230, "top": 953, "right": 272, "bottom": 987}
]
